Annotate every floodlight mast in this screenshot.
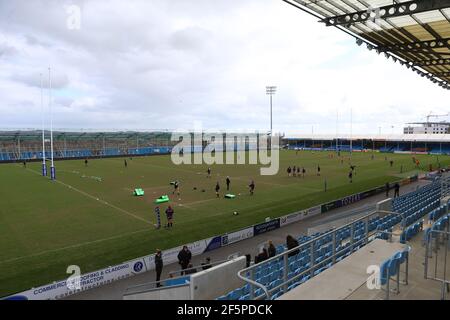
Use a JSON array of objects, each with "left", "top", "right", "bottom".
[{"left": 266, "top": 86, "right": 277, "bottom": 136}]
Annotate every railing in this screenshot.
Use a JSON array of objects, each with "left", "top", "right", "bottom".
[
  {"left": 123, "top": 274, "right": 190, "bottom": 297},
  {"left": 123, "top": 258, "right": 233, "bottom": 297},
  {"left": 441, "top": 172, "right": 450, "bottom": 198},
  {"left": 168, "top": 258, "right": 233, "bottom": 277},
  {"left": 237, "top": 209, "right": 407, "bottom": 300},
  {"left": 424, "top": 216, "right": 450, "bottom": 300}
]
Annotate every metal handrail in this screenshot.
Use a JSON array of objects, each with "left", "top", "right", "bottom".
[
  {"left": 237, "top": 207, "right": 413, "bottom": 300},
  {"left": 424, "top": 215, "right": 450, "bottom": 300},
  {"left": 237, "top": 208, "right": 389, "bottom": 300},
  {"left": 124, "top": 282, "right": 189, "bottom": 297},
  {"left": 168, "top": 258, "right": 232, "bottom": 277},
  {"left": 123, "top": 257, "right": 233, "bottom": 296}
]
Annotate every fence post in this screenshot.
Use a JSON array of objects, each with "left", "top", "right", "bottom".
[
  {"left": 310, "top": 242, "right": 315, "bottom": 278},
  {"left": 332, "top": 230, "right": 337, "bottom": 264},
  {"left": 283, "top": 253, "right": 288, "bottom": 294},
  {"left": 350, "top": 222, "right": 355, "bottom": 252},
  {"left": 249, "top": 268, "right": 255, "bottom": 300}
]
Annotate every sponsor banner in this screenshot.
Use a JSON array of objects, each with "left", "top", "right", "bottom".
[
  {"left": 279, "top": 212, "right": 302, "bottom": 227},
  {"left": 321, "top": 193, "right": 362, "bottom": 213},
  {"left": 147, "top": 239, "right": 208, "bottom": 269},
  {"left": 359, "top": 185, "right": 385, "bottom": 199},
  {"left": 253, "top": 219, "right": 280, "bottom": 236},
  {"left": 204, "top": 236, "right": 222, "bottom": 252},
  {"left": 5, "top": 258, "right": 147, "bottom": 300},
  {"left": 394, "top": 151, "right": 428, "bottom": 155},
  {"left": 301, "top": 205, "right": 321, "bottom": 220},
  {"left": 279, "top": 205, "right": 321, "bottom": 227},
  {"left": 221, "top": 227, "right": 254, "bottom": 246},
  {"left": 321, "top": 177, "right": 419, "bottom": 214}
]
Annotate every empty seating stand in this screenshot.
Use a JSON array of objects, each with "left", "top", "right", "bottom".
[{"left": 218, "top": 181, "right": 443, "bottom": 300}]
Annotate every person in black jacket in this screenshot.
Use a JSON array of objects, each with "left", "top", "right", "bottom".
[
  {"left": 267, "top": 241, "right": 276, "bottom": 258},
  {"left": 155, "top": 249, "right": 163, "bottom": 287},
  {"left": 255, "top": 248, "right": 268, "bottom": 264},
  {"left": 286, "top": 235, "right": 299, "bottom": 257},
  {"left": 385, "top": 182, "right": 390, "bottom": 197},
  {"left": 245, "top": 254, "right": 252, "bottom": 268},
  {"left": 394, "top": 182, "right": 400, "bottom": 198},
  {"left": 177, "top": 246, "right": 192, "bottom": 274}
]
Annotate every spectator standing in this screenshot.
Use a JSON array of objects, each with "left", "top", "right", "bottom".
[
  {"left": 155, "top": 249, "right": 163, "bottom": 287},
  {"left": 267, "top": 241, "right": 276, "bottom": 258},
  {"left": 286, "top": 235, "right": 299, "bottom": 257},
  {"left": 394, "top": 183, "right": 400, "bottom": 198},
  {"left": 177, "top": 246, "right": 192, "bottom": 274}
]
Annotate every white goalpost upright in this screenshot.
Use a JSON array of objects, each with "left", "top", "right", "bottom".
[
  {"left": 48, "top": 67, "right": 56, "bottom": 180},
  {"left": 41, "top": 73, "right": 47, "bottom": 176}
]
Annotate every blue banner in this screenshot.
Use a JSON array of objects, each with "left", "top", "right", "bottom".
[
  {"left": 254, "top": 219, "right": 280, "bottom": 236},
  {"left": 204, "top": 236, "right": 222, "bottom": 252}
]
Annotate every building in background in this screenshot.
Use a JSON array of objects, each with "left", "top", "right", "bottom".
[{"left": 404, "top": 122, "right": 450, "bottom": 134}]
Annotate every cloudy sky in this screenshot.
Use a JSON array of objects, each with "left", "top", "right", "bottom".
[{"left": 0, "top": 0, "right": 449, "bottom": 135}]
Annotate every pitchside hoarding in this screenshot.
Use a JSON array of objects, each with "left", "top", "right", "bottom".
[
  {"left": 5, "top": 257, "right": 147, "bottom": 300},
  {"left": 221, "top": 227, "right": 254, "bottom": 246},
  {"left": 279, "top": 205, "right": 321, "bottom": 227},
  {"left": 253, "top": 219, "right": 280, "bottom": 236}
]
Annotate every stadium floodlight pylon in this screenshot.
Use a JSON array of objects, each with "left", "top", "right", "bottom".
[
  {"left": 266, "top": 86, "right": 276, "bottom": 136},
  {"left": 40, "top": 73, "right": 47, "bottom": 177},
  {"left": 48, "top": 67, "right": 56, "bottom": 181}
]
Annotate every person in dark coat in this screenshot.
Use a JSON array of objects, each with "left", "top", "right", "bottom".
[
  {"left": 267, "top": 241, "right": 276, "bottom": 258},
  {"left": 255, "top": 248, "right": 268, "bottom": 264},
  {"left": 286, "top": 235, "right": 299, "bottom": 257},
  {"left": 385, "top": 182, "right": 390, "bottom": 197},
  {"left": 245, "top": 254, "right": 252, "bottom": 268},
  {"left": 177, "top": 246, "right": 192, "bottom": 274},
  {"left": 215, "top": 182, "right": 220, "bottom": 198},
  {"left": 394, "top": 183, "right": 400, "bottom": 198},
  {"left": 249, "top": 180, "right": 255, "bottom": 195},
  {"left": 155, "top": 249, "right": 163, "bottom": 287},
  {"left": 226, "top": 176, "right": 231, "bottom": 191}
]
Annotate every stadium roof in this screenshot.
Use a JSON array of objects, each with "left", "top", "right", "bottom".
[
  {"left": 0, "top": 130, "right": 172, "bottom": 141},
  {"left": 283, "top": 0, "right": 450, "bottom": 89},
  {"left": 285, "top": 133, "right": 450, "bottom": 142}
]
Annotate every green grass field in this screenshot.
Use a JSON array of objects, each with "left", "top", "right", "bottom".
[{"left": 0, "top": 150, "right": 447, "bottom": 296}]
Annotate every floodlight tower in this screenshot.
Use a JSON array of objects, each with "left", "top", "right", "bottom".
[{"left": 266, "top": 86, "right": 277, "bottom": 136}]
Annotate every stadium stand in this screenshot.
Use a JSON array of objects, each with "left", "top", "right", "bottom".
[{"left": 213, "top": 180, "right": 447, "bottom": 300}]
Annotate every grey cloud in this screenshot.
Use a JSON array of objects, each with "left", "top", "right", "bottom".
[{"left": 11, "top": 72, "right": 69, "bottom": 89}]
